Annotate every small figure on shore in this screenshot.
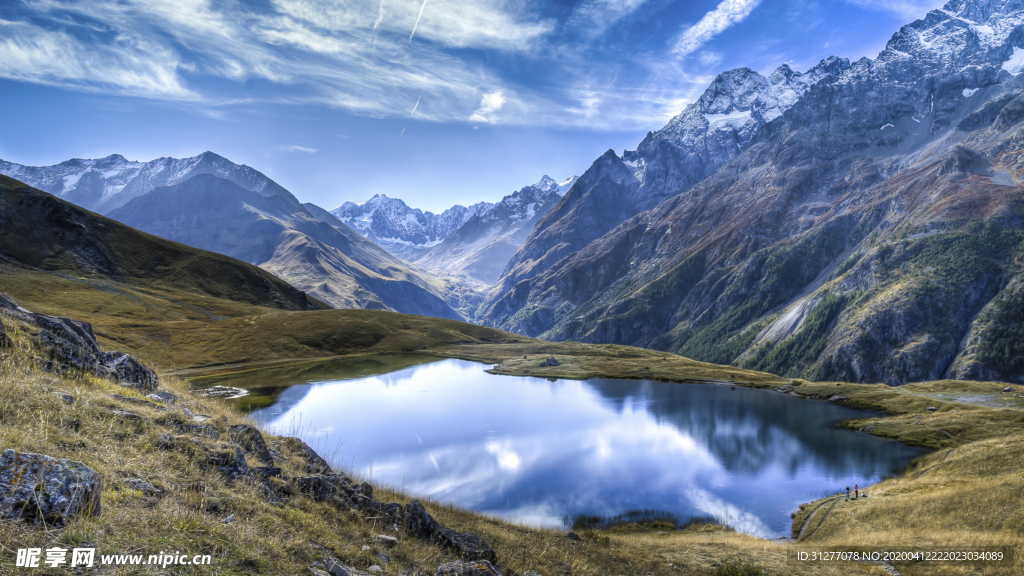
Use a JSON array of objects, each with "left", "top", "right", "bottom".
[
  {"left": 855, "top": 484, "right": 859, "bottom": 499},
  {"left": 846, "top": 485, "right": 850, "bottom": 501}
]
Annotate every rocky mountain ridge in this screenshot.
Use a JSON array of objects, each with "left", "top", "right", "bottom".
[
  {"left": 413, "top": 178, "right": 570, "bottom": 284},
  {"left": 478, "top": 0, "right": 1024, "bottom": 385},
  {"left": 0, "top": 151, "right": 287, "bottom": 215}
]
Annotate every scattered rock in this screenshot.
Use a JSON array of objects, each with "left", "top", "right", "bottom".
[
  {"left": 284, "top": 437, "right": 334, "bottom": 474},
  {"left": 148, "top": 391, "right": 178, "bottom": 405},
  {"left": 231, "top": 424, "right": 275, "bottom": 465},
  {"left": 290, "top": 475, "right": 351, "bottom": 504},
  {"left": 123, "top": 478, "right": 163, "bottom": 496},
  {"left": 0, "top": 449, "right": 102, "bottom": 526},
  {"left": 368, "top": 567, "right": 383, "bottom": 573},
  {"left": 656, "top": 531, "right": 667, "bottom": 535},
  {"left": 362, "top": 546, "right": 371, "bottom": 552},
  {"left": 111, "top": 408, "right": 142, "bottom": 420},
  {"left": 926, "top": 407, "right": 938, "bottom": 412},
  {"left": 1003, "top": 387, "right": 1013, "bottom": 392},
  {"left": 436, "top": 528, "right": 497, "bottom": 563},
  {"left": 204, "top": 444, "right": 251, "bottom": 481},
  {"left": 52, "top": 391, "right": 74, "bottom": 404},
  {"left": 378, "top": 553, "right": 391, "bottom": 564},
  {"left": 775, "top": 385, "right": 793, "bottom": 393},
  {"left": 376, "top": 535, "right": 399, "bottom": 547},
  {"left": 539, "top": 357, "right": 560, "bottom": 367},
  {"left": 828, "top": 395, "right": 849, "bottom": 402},
  {"left": 109, "top": 393, "right": 165, "bottom": 411},
  {"left": 252, "top": 466, "right": 282, "bottom": 479},
  {"left": 405, "top": 500, "right": 442, "bottom": 540},
  {"left": 196, "top": 385, "right": 247, "bottom": 399},
  {"left": 310, "top": 568, "right": 332, "bottom": 576},
  {"left": 566, "top": 532, "right": 580, "bottom": 541},
  {"left": 435, "top": 561, "right": 503, "bottom": 576},
  {"left": 323, "top": 558, "right": 374, "bottom": 576},
  {"left": 224, "top": 514, "right": 234, "bottom": 523}
]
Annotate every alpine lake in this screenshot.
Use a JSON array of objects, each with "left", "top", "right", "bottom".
[{"left": 192, "top": 356, "right": 925, "bottom": 538}]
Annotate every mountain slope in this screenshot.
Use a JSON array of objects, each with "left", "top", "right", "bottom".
[
  {"left": 487, "top": 58, "right": 851, "bottom": 302},
  {"left": 412, "top": 177, "right": 570, "bottom": 284},
  {"left": 107, "top": 175, "right": 469, "bottom": 320},
  {"left": 0, "top": 174, "right": 324, "bottom": 313},
  {"left": 480, "top": 0, "right": 1024, "bottom": 385}
]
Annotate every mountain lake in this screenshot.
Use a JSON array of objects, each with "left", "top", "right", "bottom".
[{"left": 193, "top": 356, "right": 926, "bottom": 538}]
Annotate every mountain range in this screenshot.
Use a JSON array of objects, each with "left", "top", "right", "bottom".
[
  {"left": 0, "top": 152, "right": 471, "bottom": 319},
  {"left": 477, "top": 0, "right": 1024, "bottom": 385}
]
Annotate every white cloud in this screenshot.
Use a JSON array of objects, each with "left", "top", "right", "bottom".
[
  {"left": 673, "top": 0, "right": 764, "bottom": 58},
  {"left": 469, "top": 91, "right": 505, "bottom": 123},
  {"left": 281, "top": 145, "right": 318, "bottom": 153},
  {"left": 568, "top": 0, "right": 649, "bottom": 37}
]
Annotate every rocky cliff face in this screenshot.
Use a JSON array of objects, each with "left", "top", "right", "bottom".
[
  {"left": 479, "top": 0, "right": 1024, "bottom": 385},
  {"left": 413, "top": 178, "right": 568, "bottom": 285},
  {"left": 331, "top": 195, "right": 493, "bottom": 261}
]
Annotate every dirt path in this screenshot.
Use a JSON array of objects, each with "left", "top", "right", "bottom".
[{"left": 796, "top": 496, "right": 841, "bottom": 541}]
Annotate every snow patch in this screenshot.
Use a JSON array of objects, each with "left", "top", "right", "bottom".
[
  {"left": 881, "top": 123, "right": 894, "bottom": 130},
  {"left": 1003, "top": 47, "right": 1024, "bottom": 75},
  {"left": 962, "top": 88, "right": 978, "bottom": 97},
  {"left": 704, "top": 110, "right": 753, "bottom": 128}
]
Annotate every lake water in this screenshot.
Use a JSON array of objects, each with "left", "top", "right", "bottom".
[{"left": 200, "top": 356, "right": 925, "bottom": 537}]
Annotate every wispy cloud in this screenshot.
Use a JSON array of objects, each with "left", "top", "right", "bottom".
[
  {"left": 673, "top": 0, "right": 764, "bottom": 58},
  {"left": 567, "top": 0, "right": 649, "bottom": 38},
  {"left": 279, "top": 145, "right": 318, "bottom": 153}
]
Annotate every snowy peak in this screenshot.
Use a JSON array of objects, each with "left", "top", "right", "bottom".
[
  {"left": 0, "top": 151, "right": 293, "bottom": 214},
  {"left": 330, "top": 194, "right": 494, "bottom": 248},
  {"left": 531, "top": 175, "right": 578, "bottom": 196}
]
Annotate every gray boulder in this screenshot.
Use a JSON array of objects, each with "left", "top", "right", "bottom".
[
  {"left": 231, "top": 424, "right": 275, "bottom": 465},
  {"left": 435, "top": 561, "right": 503, "bottom": 576},
  {"left": 539, "top": 357, "right": 560, "bottom": 367},
  {"left": 283, "top": 437, "right": 333, "bottom": 474},
  {"left": 0, "top": 449, "right": 102, "bottom": 526},
  {"left": 405, "top": 499, "right": 442, "bottom": 540},
  {"left": 436, "top": 528, "right": 497, "bottom": 563}
]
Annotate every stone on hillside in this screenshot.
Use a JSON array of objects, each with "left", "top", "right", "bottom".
[
  {"left": 566, "top": 532, "right": 580, "bottom": 541},
  {"left": 405, "top": 500, "right": 442, "bottom": 540},
  {"left": 205, "top": 444, "right": 251, "bottom": 481},
  {"left": 53, "top": 391, "right": 74, "bottom": 404},
  {"left": 436, "top": 528, "right": 497, "bottom": 563},
  {"left": 231, "top": 424, "right": 275, "bottom": 465},
  {"left": 290, "top": 475, "right": 349, "bottom": 503},
  {"left": 376, "top": 535, "right": 399, "bottom": 547},
  {"left": 828, "top": 395, "right": 848, "bottom": 402},
  {"left": 284, "top": 437, "right": 333, "bottom": 474},
  {"left": 435, "top": 561, "right": 503, "bottom": 576},
  {"left": 539, "top": 357, "right": 560, "bottom": 367},
  {"left": 368, "top": 566, "right": 383, "bottom": 573},
  {"left": 111, "top": 409, "right": 142, "bottom": 420},
  {"left": 1004, "top": 387, "right": 1013, "bottom": 392},
  {"left": 926, "top": 407, "right": 938, "bottom": 412},
  {"left": 310, "top": 568, "right": 332, "bottom": 576},
  {"left": 148, "top": 391, "right": 178, "bottom": 405},
  {"left": 122, "top": 478, "right": 163, "bottom": 496},
  {"left": 324, "top": 559, "right": 373, "bottom": 576},
  {"left": 0, "top": 449, "right": 102, "bottom": 526}
]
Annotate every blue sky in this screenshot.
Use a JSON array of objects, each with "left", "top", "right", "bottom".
[{"left": 0, "top": 0, "right": 945, "bottom": 212}]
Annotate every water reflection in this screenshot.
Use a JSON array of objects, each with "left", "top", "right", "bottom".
[{"left": 216, "top": 358, "right": 924, "bottom": 537}]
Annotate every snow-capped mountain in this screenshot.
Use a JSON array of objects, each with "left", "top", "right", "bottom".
[
  {"left": 330, "top": 195, "right": 494, "bottom": 260},
  {"left": 415, "top": 176, "right": 570, "bottom": 284},
  {"left": 480, "top": 0, "right": 1024, "bottom": 385},
  {"left": 0, "top": 151, "right": 287, "bottom": 214},
  {"left": 492, "top": 58, "right": 852, "bottom": 299}
]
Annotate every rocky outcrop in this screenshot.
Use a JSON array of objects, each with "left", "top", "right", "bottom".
[
  {"left": 0, "top": 292, "right": 158, "bottom": 391},
  {"left": 231, "top": 424, "right": 275, "bottom": 465},
  {"left": 0, "top": 449, "right": 103, "bottom": 526}
]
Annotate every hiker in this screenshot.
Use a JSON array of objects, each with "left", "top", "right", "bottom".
[
  {"left": 855, "top": 484, "right": 859, "bottom": 499},
  {"left": 846, "top": 485, "right": 850, "bottom": 500}
]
